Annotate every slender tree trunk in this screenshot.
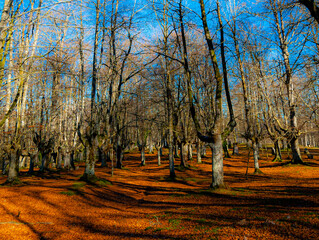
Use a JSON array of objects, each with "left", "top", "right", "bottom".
[
  {"left": 217, "top": 1, "right": 236, "bottom": 140},
  {"left": 140, "top": 145, "right": 146, "bottom": 166},
  {"left": 28, "top": 154, "right": 35, "bottom": 175},
  {"left": 0, "top": 0, "right": 13, "bottom": 87},
  {"left": 166, "top": 9, "right": 176, "bottom": 178},
  {"left": 157, "top": 148, "right": 161, "bottom": 166},
  {"left": 201, "top": 145, "right": 207, "bottom": 157},
  {"left": 188, "top": 143, "right": 192, "bottom": 161},
  {"left": 252, "top": 140, "right": 261, "bottom": 174},
  {"left": 70, "top": 150, "right": 76, "bottom": 170},
  {"left": 197, "top": 141, "right": 202, "bottom": 164},
  {"left": 223, "top": 140, "right": 231, "bottom": 158},
  {"left": 5, "top": 39, "right": 13, "bottom": 134},
  {"left": 110, "top": 148, "right": 114, "bottom": 176},
  {"left": 174, "top": 141, "right": 179, "bottom": 158}
]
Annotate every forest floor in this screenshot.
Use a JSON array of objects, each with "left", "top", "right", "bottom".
[{"left": 0, "top": 147, "right": 318, "bottom": 240}]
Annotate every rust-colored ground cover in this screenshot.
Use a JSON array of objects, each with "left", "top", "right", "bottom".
[{"left": 0, "top": 147, "right": 318, "bottom": 239}]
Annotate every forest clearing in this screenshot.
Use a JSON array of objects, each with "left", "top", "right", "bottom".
[
  {"left": 1, "top": 0, "right": 319, "bottom": 239},
  {"left": 0, "top": 146, "right": 318, "bottom": 240}
]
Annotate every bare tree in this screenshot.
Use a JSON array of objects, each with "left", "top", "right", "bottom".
[{"left": 299, "top": 0, "right": 319, "bottom": 23}]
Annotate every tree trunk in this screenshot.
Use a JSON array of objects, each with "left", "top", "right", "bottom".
[
  {"left": 149, "top": 141, "right": 154, "bottom": 154},
  {"left": 169, "top": 141, "right": 175, "bottom": 178},
  {"left": 252, "top": 140, "right": 262, "bottom": 174},
  {"left": 174, "top": 141, "right": 179, "bottom": 158},
  {"left": 116, "top": 145, "right": 123, "bottom": 169},
  {"left": 0, "top": 0, "right": 13, "bottom": 87},
  {"left": 56, "top": 151, "right": 62, "bottom": 169},
  {"left": 291, "top": 137, "right": 303, "bottom": 164},
  {"left": 64, "top": 152, "right": 71, "bottom": 170},
  {"left": 223, "top": 140, "right": 231, "bottom": 158},
  {"left": 99, "top": 147, "right": 107, "bottom": 167},
  {"left": 5, "top": 39, "right": 13, "bottom": 134},
  {"left": 180, "top": 142, "right": 188, "bottom": 168},
  {"left": 273, "top": 139, "right": 282, "bottom": 162},
  {"left": 40, "top": 153, "right": 47, "bottom": 172},
  {"left": 109, "top": 148, "right": 114, "bottom": 176},
  {"left": 201, "top": 145, "right": 206, "bottom": 157},
  {"left": 70, "top": 150, "right": 76, "bottom": 170},
  {"left": 188, "top": 143, "right": 193, "bottom": 161},
  {"left": 208, "top": 135, "right": 224, "bottom": 189},
  {"left": 81, "top": 144, "right": 96, "bottom": 181},
  {"left": 282, "top": 139, "right": 287, "bottom": 150},
  {"left": 140, "top": 145, "right": 146, "bottom": 166},
  {"left": 7, "top": 149, "right": 19, "bottom": 183},
  {"left": 28, "top": 154, "right": 36, "bottom": 175},
  {"left": 197, "top": 141, "right": 202, "bottom": 164},
  {"left": 157, "top": 148, "right": 161, "bottom": 166},
  {"left": 19, "top": 156, "right": 26, "bottom": 168},
  {"left": 51, "top": 152, "right": 57, "bottom": 169},
  {"left": 2, "top": 158, "right": 9, "bottom": 175}
]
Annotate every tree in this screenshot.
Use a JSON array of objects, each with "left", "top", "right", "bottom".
[
  {"left": 184, "top": 0, "right": 235, "bottom": 188},
  {"left": 267, "top": 0, "right": 304, "bottom": 164},
  {"left": 152, "top": 0, "right": 177, "bottom": 178},
  {"left": 229, "top": 7, "right": 263, "bottom": 173},
  {"left": 299, "top": 0, "right": 319, "bottom": 23}
]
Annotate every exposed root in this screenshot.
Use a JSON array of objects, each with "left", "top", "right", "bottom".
[
  {"left": 80, "top": 173, "right": 98, "bottom": 183},
  {"left": 209, "top": 183, "right": 229, "bottom": 190},
  {"left": 3, "top": 177, "right": 23, "bottom": 186},
  {"left": 272, "top": 156, "right": 282, "bottom": 162},
  {"left": 253, "top": 168, "right": 263, "bottom": 175}
]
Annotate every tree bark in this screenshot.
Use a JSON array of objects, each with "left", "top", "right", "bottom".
[
  {"left": 0, "top": 0, "right": 13, "bottom": 86},
  {"left": 223, "top": 140, "right": 231, "bottom": 158},
  {"left": 64, "top": 152, "right": 71, "bottom": 170},
  {"left": 273, "top": 139, "right": 282, "bottom": 162},
  {"left": 187, "top": 143, "right": 193, "bottom": 161},
  {"left": 164, "top": 0, "right": 175, "bottom": 178},
  {"left": 81, "top": 144, "right": 96, "bottom": 181},
  {"left": 197, "top": 141, "right": 202, "bottom": 164},
  {"left": 116, "top": 144, "right": 123, "bottom": 169},
  {"left": 28, "top": 154, "right": 36, "bottom": 175},
  {"left": 208, "top": 135, "right": 224, "bottom": 188},
  {"left": 252, "top": 140, "right": 261, "bottom": 174},
  {"left": 180, "top": 142, "right": 188, "bottom": 168},
  {"left": 7, "top": 148, "right": 19, "bottom": 183},
  {"left": 140, "top": 145, "right": 146, "bottom": 166},
  {"left": 157, "top": 148, "right": 161, "bottom": 166}
]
